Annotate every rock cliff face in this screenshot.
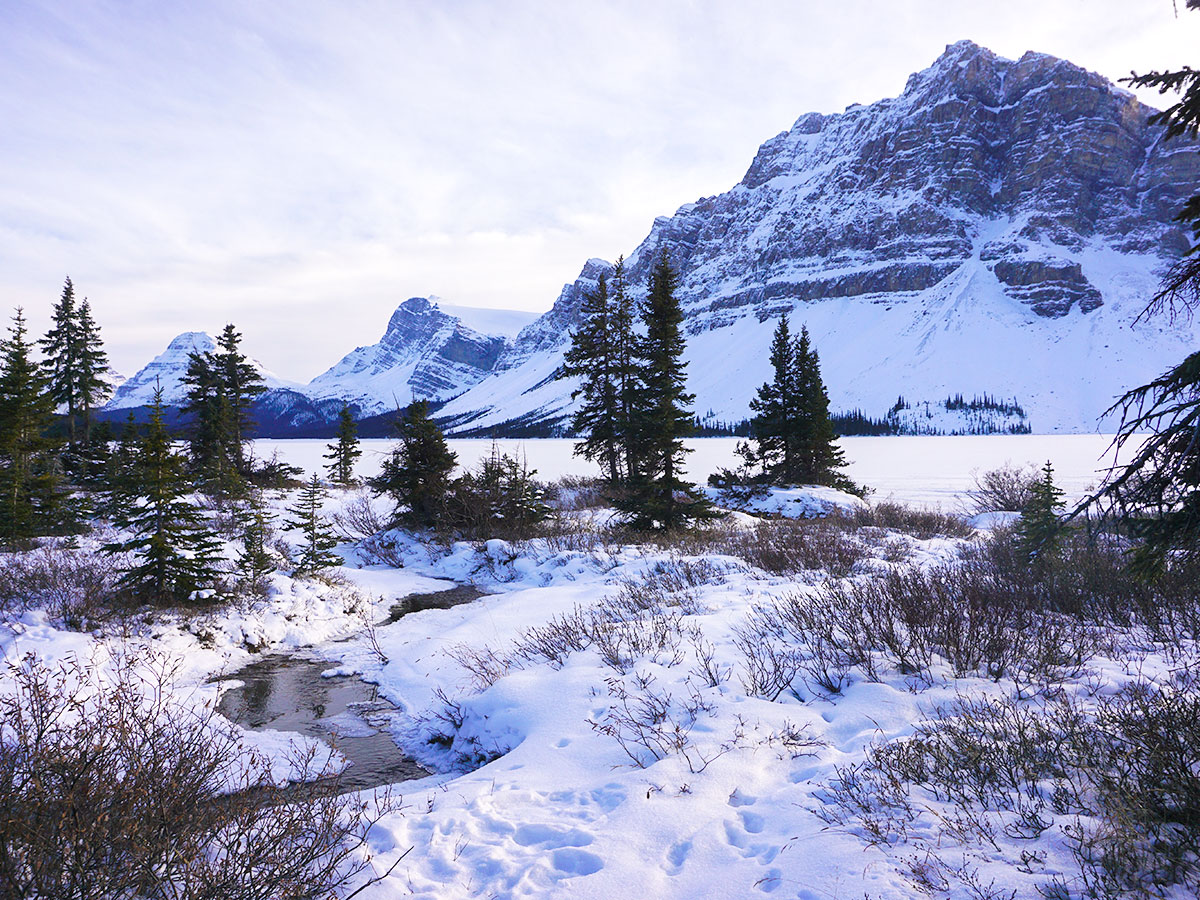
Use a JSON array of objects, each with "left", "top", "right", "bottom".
[
  {"left": 438, "top": 41, "right": 1200, "bottom": 434},
  {"left": 303, "top": 297, "right": 523, "bottom": 415}
]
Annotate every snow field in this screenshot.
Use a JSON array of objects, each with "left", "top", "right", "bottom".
[{"left": 2, "top": 480, "right": 1192, "bottom": 898}]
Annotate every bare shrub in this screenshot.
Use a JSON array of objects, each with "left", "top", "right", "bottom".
[
  {"left": 839, "top": 501, "right": 976, "bottom": 539},
  {"left": 587, "top": 673, "right": 741, "bottom": 773},
  {"left": 0, "top": 652, "right": 400, "bottom": 899},
  {"left": 547, "top": 475, "right": 610, "bottom": 512},
  {"left": 666, "top": 517, "right": 868, "bottom": 578},
  {"left": 329, "top": 489, "right": 389, "bottom": 541},
  {"left": 0, "top": 545, "right": 128, "bottom": 628},
  {"left": 966, "top": 461, "right": 1037, "bottom": 513},
  {"left": 818, "top": 679, "right": 1200, "bottom": 899}
]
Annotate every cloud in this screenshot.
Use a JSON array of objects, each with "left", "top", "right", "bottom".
[{"left": 1, "top": 0, "right": 1196, "bottom": 380}]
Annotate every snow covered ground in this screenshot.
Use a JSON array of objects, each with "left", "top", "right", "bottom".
[
  {"left": 2, "top": 473, "right": 1188, "bottom": 899},
  {"left": 255, "top": 433, "right": 1124, "bottom": 508}
]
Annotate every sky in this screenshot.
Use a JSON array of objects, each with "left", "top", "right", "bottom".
[{"left": 2, "top": 1, "right": 1198, "bottom": 383}]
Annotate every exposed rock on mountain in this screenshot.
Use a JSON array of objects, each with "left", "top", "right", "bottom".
[
  {"left": 107, "top": 331, "right": 295, "bottom": 410},
  {"left": 304, "top": 297, "right": 535, "bottom": 416},
  {"left": 437, "top": 40, "right": 1200, "bottom": 434}
]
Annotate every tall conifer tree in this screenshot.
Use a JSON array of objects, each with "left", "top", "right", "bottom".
[
  {"left": 104, "top": 387, "right": 222, "bottom": 605},
  {"left": 286, "top": 472, "right": 342, "bottom": 575},
  {"left": 370, "top": 400, "right": 458, "bottom": 528},
  {"left": 561, "top": 272, "right": 623, "bottom": 482},
  {"left": 618, "top": 249, "right": 710, "bottom": 530},
  {"left": 324, "top": 403, "right": 362, "bottom": 486},
  {"left": 0, "top": 309, "right": 60, "bottom": 546}
]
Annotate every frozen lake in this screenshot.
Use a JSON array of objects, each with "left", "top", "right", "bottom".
[{"left": 253, "top": 434, "right": 1127, "bottom": 510}]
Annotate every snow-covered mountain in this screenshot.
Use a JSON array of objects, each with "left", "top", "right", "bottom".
[
  {"left": 107, "top": 331, "right": 297, "bottom": 409},
  {"left": 435, "top": 41, "right": 1200, "bottom": 435},
  {"left": 304, "top": 297, "right": 537, "bottom": 416}
]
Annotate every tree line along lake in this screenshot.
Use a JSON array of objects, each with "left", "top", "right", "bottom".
[{"left": 252, "top": 434, "right": 1128, "bottom": 510}]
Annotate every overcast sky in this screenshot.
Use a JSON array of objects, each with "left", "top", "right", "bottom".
[{"left": 2, "top": 1, "right": 1197, "bottom": 382}]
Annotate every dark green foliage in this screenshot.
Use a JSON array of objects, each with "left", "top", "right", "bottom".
[
  {"left": 103, "top": 388, "right": 222, "bottom": 606},
  {"left": 1086, "top": 26, "right": 1200, "bottom": 577},
  {"left": 561, "top": 272, "right": 623, "bottom": 482},
  {"left": 450, "top": 447, "right": 551, "bottom": 539},
  {"left": 180, "top": 324, "right": 266, "bottom": 496},
  {"left": 370, "top": 400, "right": 458, "bottom": 528},
  {"left": 235, "top": 490, "right": 277, "bottom": 594},
  {"left": 617, "top": 250, "right": 711, "bottom": 531},
  {"left": 324, "top": 403, "right": 361, "bottom": 486},
  {"left": 0, "top": 309, "right": 66, "bottom": 548},
  {"left": 1018, "top": 460, "right": 1065, "bottom": 561},
  {"left": 38, "top": 278, "right": 111, "bottom": 446},
  {"left": 285, "top": 472, "right": 341, "bottom": 576},
  {"left": 740, "top": 318, "right": 855, "bottom": 491}
]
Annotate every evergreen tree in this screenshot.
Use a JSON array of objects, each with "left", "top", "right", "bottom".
[
  {"left": 323, "top": 403, "right": 361, "bottom": 486},
  {"left": 1019, "top": 461, "right": 1065, "bottom": 561},
  {"left": 0, "top": 308, "right": 62, "bottom": 547},
  {"left": 369, "top": 400, "right": 458, "bottom": 528},
  {"left": 617, "top": 249, "right": 711, "bottom": 530},
  {"left": 74, "top": 296, "right": 112, "bottom": 444},
  {"left": 235, "top": 489, "right": 277, "bottom": 595},
  {"left": 104, "top": 388, "right": 222, "bottom": 606},
  {"left": 38, "top": 278, "right": 110, "bottom": 446},
  {"left": 610, "top": 257, "right": 641, "bottom": 484},
  {"left": 285, "top": 472, "right": 341, "bottom": 576},
  {"left": 38, "top": 278, "right": 80, "bottom": 444},
  {"left": 744, "top": 314, "right": 799, "bottom": 482},
  {"left": 213, "top": 324, "right": 266, "bottom": 473},
  {"left": 1085, "top": 11, "right": 1200, "bottom": 576},
  {"left": 794, "top": 328, "right": 853, "bottom": 490},
  {"left": 181, "top": 350, "right": 240, "bottom": 495},
  {"left": 560, "top": 271, "right": 623, "bottom": 482}
]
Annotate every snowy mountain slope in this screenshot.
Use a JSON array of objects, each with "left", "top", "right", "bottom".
[
  {"left": 106, "top": 332, "right": 298, "bottom": 409},
  {"left": 438, "top": 41, "right": 1200, "bottom": 435},
  {"left": 303, "top": 297, "right": 532, "bottom": 416}
]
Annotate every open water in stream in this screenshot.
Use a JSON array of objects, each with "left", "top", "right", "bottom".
[{"left": 217, "top": 587, "right": 488, "bottom": 791}]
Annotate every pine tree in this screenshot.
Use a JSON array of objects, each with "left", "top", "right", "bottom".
[
  {"left": 1084, "top": 11, "right": 1200, "bottom": 576},
  {"left": 610, "top": 257, "right": 641, "bottom": 484},
  {"left": 560, "top": 271, "right": 623, "bottom": 483},
  {"left": 235, "top": 489, "right": 277, "bottom": 594},
  {"left": 104, "top": 387, "right": 223, "bottom": 606},
  {"left": 617, "top": 249, "right": 710, "bottom": 530},
  {"left": 74, "top": 295, "right": 111, "bottom": 445},
  {"left": 181, "top": 351, "right": 240, "bottom": 495},
  {"left": 0, "top": 308, "right": 64, "bottom": 548},
  {"left": 744, "top": 314, "right": 798, "bottom": 482},
  {"left": 369, "top": 400, "right": 458, "bottom": 528},
  {"left": 323, "top": 403, "right": 361, "bottom": 486},
  {"left": 1019, "top": 461, "right": 1065, "bottom": 562},
  {"left": 213, "top": 324, "right": 266, "bottom": 474},
  {"left": 39, "top": 278, "right": 80, "bottom": 444},
  {"left": 285, "top": 472, "right": 341, "bottom": 576},
  {"left": 794, "top": 328, "right": 853, "bottom": 490}
]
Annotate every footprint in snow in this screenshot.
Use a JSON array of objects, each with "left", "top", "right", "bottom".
[
  {"left": 512, "top": 823, "right": 593, "bottom": 849},
  {"left": 550, "top": 848, "right": 604, "bottom": 878},
  {"left": 663, "top": 839, "right": 692, "bottom": 876},
  {"left": 728, "top": 789, "right": 757, "bottom": 807}
]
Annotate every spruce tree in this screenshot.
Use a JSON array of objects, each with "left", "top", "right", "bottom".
[
  {"left": 39, "top": 278, "right": 80, "bottom": 444},
  {"left": 610, "top": 257, "right": 641, "bottom": 484},
  {"left": 1019, "top": 461, "right": 1065, "bottom": 562},
  {"left": 794, "top": 327, "right": 853, "bottom": 490},
  {"left": 323, "top": 403, "right": 361, "bottom": 486},
  {"left": 744, "top": 314, "right": 798, "bottom": 482},
  {"left": 1084, "top": 16, "right": 1200, "bottom": 577},
  {"left": 104, "top": 387, "right": 222, "bottom": 606},
  {"left": 0, "top": 308, "right": 61, "bottom": 547},
  {"left": 369, "top": 400, "right": 458, "bottom": 528},
  {"left": 285, "top": 472, "right": 341, "bottom": 576},
  {"left": 618, "top": 249, "right": 710, "bottom": 530},
  {"left": 74, "top": 295, "right": 112, "bottom": 444},
  {"left": 181, "top": 351, "right": 240, "bottom": 495},
  {"left": 213, "top": 324, "right": 266, "bottom": 474},
  {"left": 235, "top": 489, "right": 277, "bottom": 594},
  {"left": 560, "top": 272, "right": 623, "bottom": 483}
]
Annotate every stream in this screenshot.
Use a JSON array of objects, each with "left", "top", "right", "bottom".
[{"left": 216, "top": 585, "right": 489, "bottom": 792}]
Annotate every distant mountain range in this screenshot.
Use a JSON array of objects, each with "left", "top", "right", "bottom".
[{"left": 108, "top": 41, "right": 1200, "bottom": 436}]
